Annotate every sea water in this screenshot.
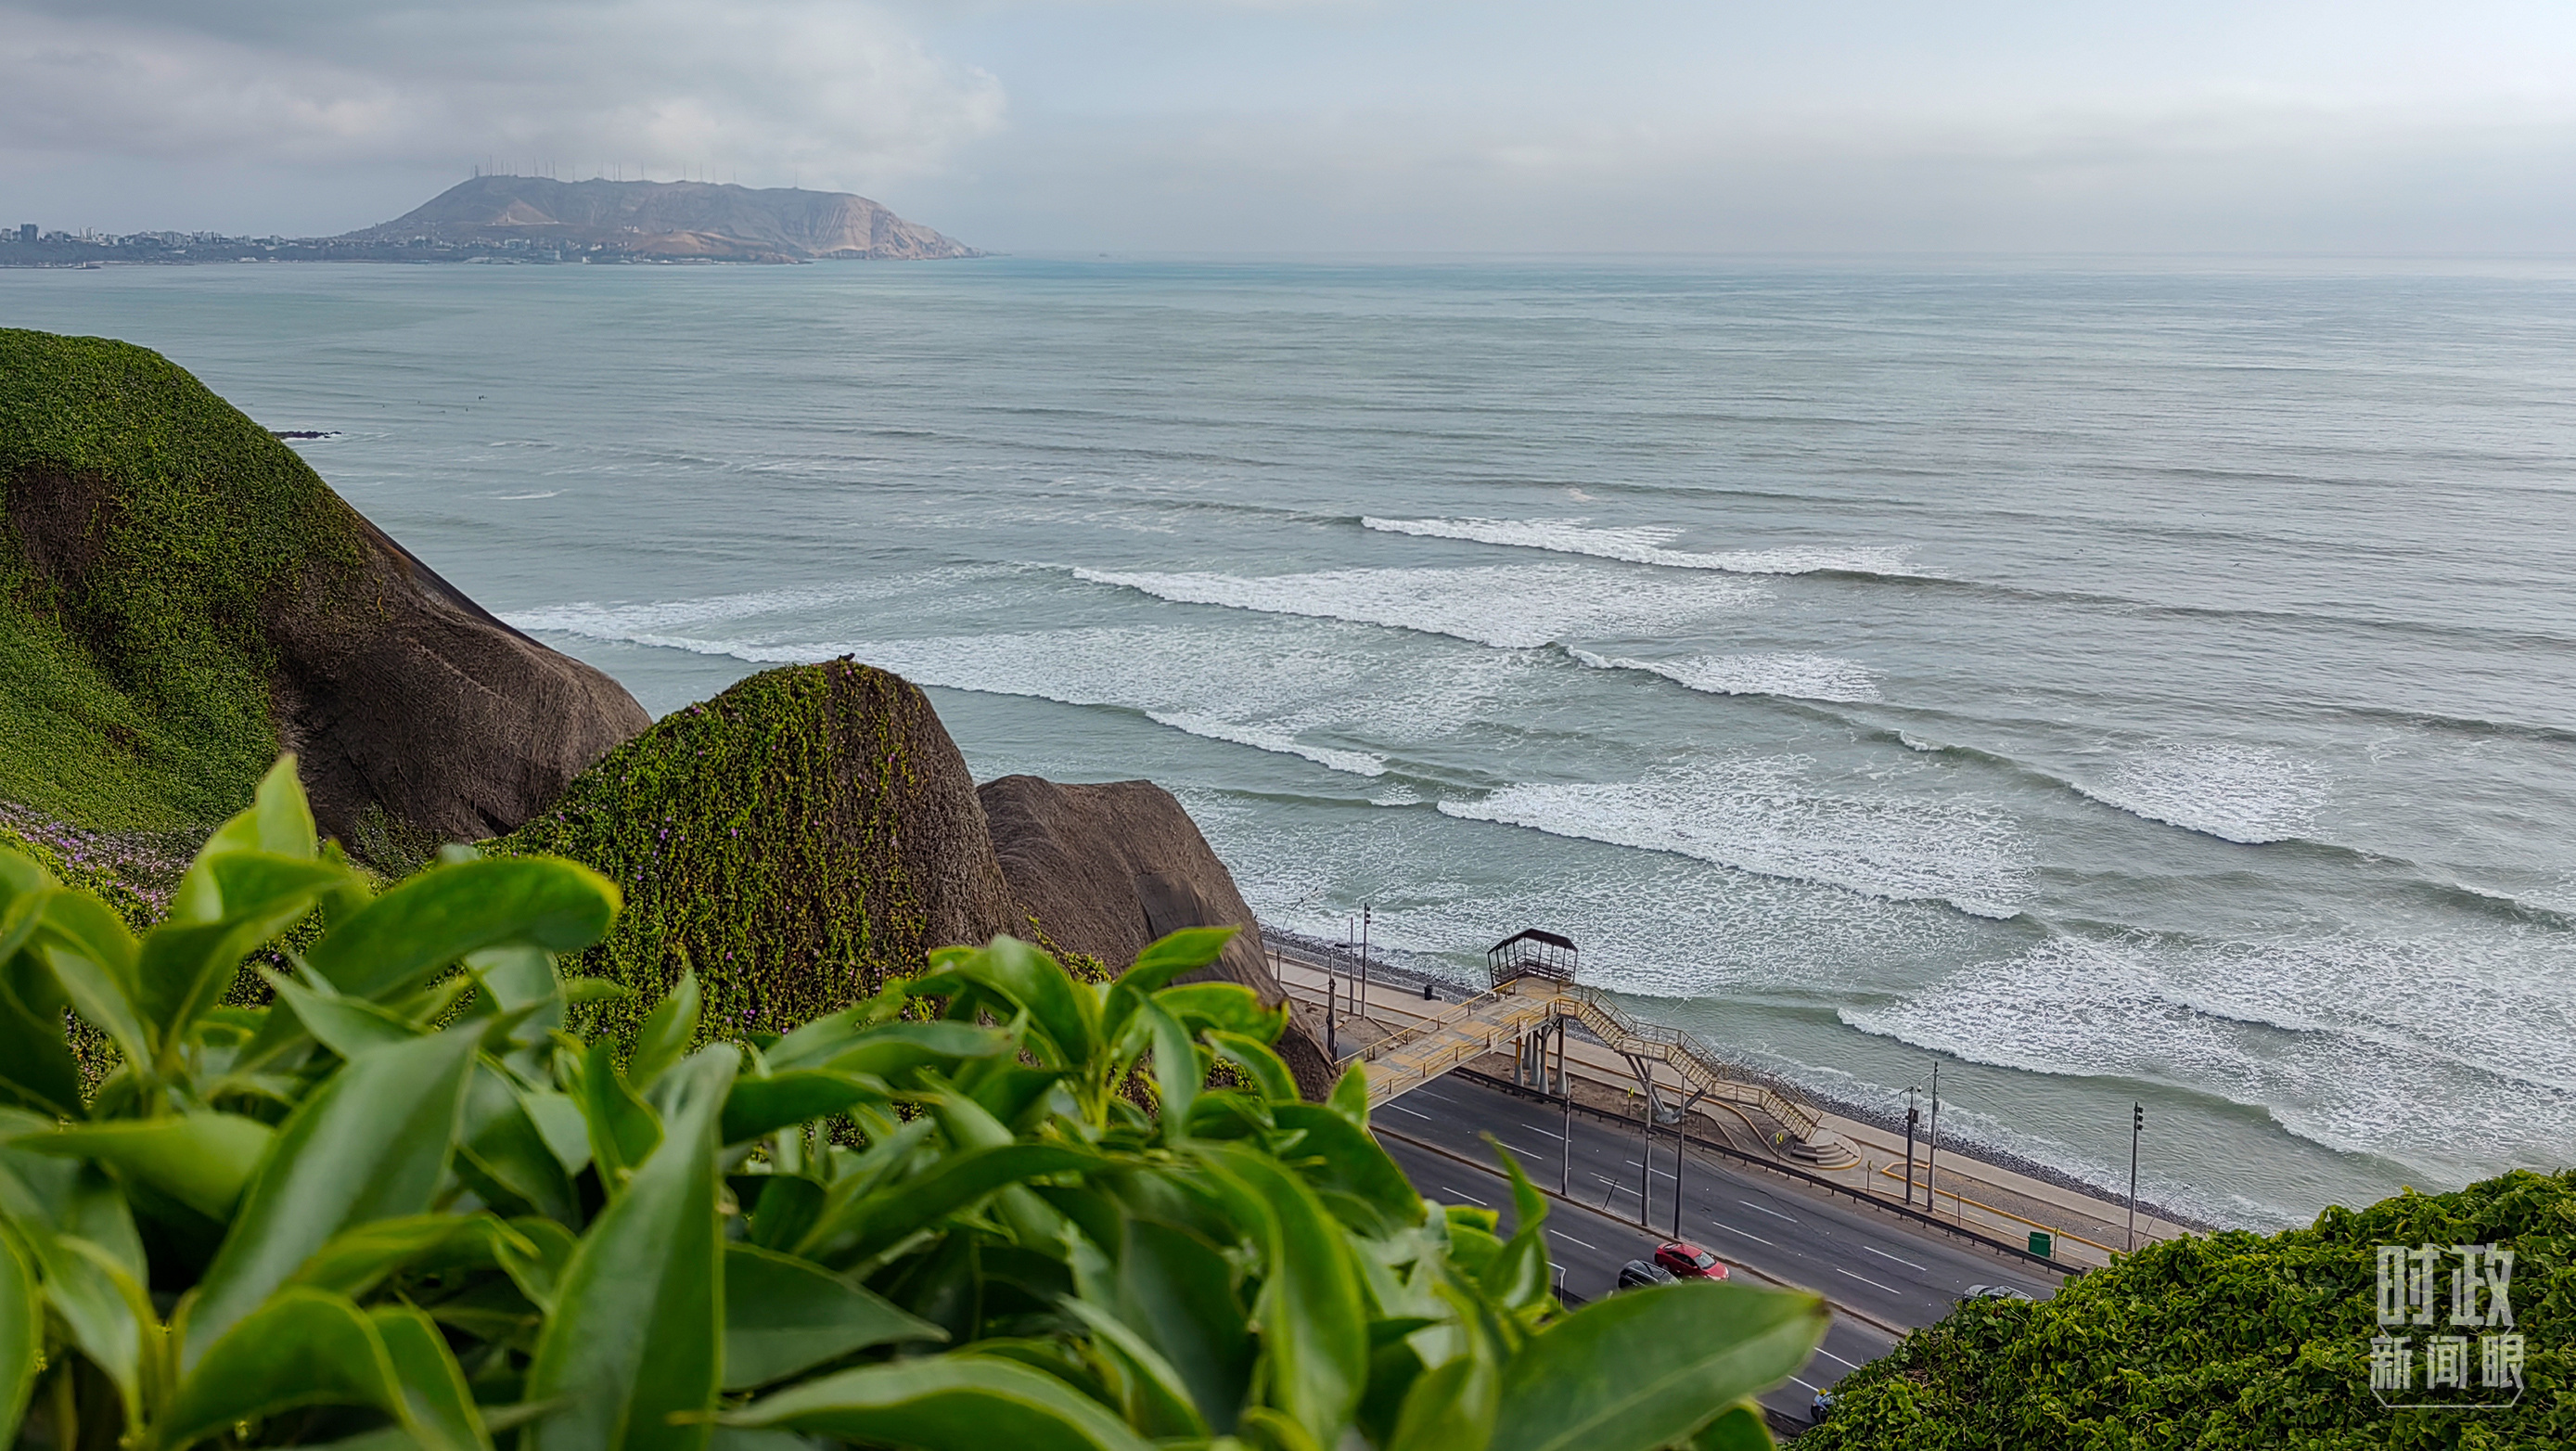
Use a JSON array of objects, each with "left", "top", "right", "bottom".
[{"left": 6, "top": 257, "right": 2572, "bottom": 1226}]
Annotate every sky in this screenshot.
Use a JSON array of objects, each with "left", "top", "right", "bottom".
[{"left": 5, "top": 0, "right": 2576, "bottom": 253}]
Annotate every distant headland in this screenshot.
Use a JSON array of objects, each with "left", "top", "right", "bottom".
[{"left": 0, "top": 174, "right": 980, "bottom": 267}]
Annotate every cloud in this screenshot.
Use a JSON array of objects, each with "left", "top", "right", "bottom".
[{"left": 0, "top": 0, "right": 1005, "bottom": 189}]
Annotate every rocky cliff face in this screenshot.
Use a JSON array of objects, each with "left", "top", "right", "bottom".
[
  {"left": 978, "top": 775, "right": 1339, "bottom": 1099},
  {"left": 0, "top": 328, "right": 647, "bottom": 849},
  {"left": 354, "top": 176, "right": 979, "bottom": 261}
]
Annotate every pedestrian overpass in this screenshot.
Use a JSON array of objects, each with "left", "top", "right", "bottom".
[{"left": 1336, "top": 930, "right": 1858, "bottom": 1169}]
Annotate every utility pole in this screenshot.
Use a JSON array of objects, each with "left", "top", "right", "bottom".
[
  {"left": 1903, "top": 1087, "right": 1919, "bottom": 1208},
  {"left": 1671, "top": 1086, "right": 1704, "bottom": 1238},
  {"left": 1637, "top": 1072, "right": 1653, "bottom": 1229},
  {"left": 1325, "top": 959, "right": 1337, "bottom": 1059},
  {"left": 1359, "top": 902, "right": 1371, "bottom": 1018},
  {"left": 1925, "top": 1060, "right": 1942, "bottom": 1216},
  {"left": 2127, "top": 1102, "right": 2144, "bottom": 1252},
  {"left": 1558, "top": 1021, "right": 1571, "bottom": 1198}
]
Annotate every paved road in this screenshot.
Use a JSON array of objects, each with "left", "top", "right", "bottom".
[{"left": 1372, "top": 1073, "right": 2061, "bottom": 1425}]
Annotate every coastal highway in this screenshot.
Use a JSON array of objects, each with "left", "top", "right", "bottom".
[{"left": 1371, "top": 1073, "right": 2060, "bottom": 1423}]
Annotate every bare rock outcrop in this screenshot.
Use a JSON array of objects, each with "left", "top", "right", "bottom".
[{"left": 979, "top": 775, "right": 1337, "bottom": 1099}]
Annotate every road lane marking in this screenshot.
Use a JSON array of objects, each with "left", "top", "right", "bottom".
[
  {"left": 1388, "top": 1102, "right": 1433, "bottom": 1120},
  {"left": 1815, "top": 1346, "right": 1862, "bottom": 1369},
  {"left": 1863, "top": 1244, "right": 1929, "bottom": 1273},
  {"left": 1833, "top": 1267, "right": 1898, "bottom": 1294},
  {"left": 1556, "top": 1232, "right": 1600, "bottom": 1251},
  {"left": 1740, "top": 1199, "right": 1801, "bottom": 1224},
  {"left": 1444, "top": 1187, "right": 1490, "bottom": 1206},
  {"left": 1788, "top": 1374, "right": 1818, "bottom": 1392},
  {"left": 1709, "top": 1224, "right": 1776, "bottom": 1248}
]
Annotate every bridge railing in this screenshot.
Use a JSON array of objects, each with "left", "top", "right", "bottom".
[{"left": 1486, "top": 960, "right": 1832, "bottom": 1147}]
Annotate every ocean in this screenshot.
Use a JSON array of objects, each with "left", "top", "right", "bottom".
[{"left": 6, "top": 256, "right": 2572, "bottom": 1226}]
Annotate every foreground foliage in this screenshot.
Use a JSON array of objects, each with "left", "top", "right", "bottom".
[
  {"left": 1804, "top": 1170, "right": 2573, "bottom": 1450},
  {"left": 0, "top": 758, "right": 1826, "bottom": 1449}
]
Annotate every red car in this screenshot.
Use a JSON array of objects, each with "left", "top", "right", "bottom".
[{"left": 1655, "top": 1240, "right": 1727, "bottom": 1280}]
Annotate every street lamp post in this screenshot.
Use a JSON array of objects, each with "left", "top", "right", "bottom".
[
  {"left": 1925, "top": 1060, "right": 1942, "bottom": 1216},
  {"left": 1903, "top": 1088, "right": 1919, "bottom": 1209},
  {"left": 2127, "top": 1102, "right": 2144, "bottom": 1252}
]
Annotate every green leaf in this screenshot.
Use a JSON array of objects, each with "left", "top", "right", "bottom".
[
  {"left": 22, "top": 1226, "right": 153, "bottom": 1427},
  {"left": 458, "top": 1065, "right": 580, "bottom": 1225},
  {"left": 263, "top": 967, "right": 426, "bottom": 1058},
  {"left": 747, "top": 1175, "right": 827, "bottom": 1252},
  {"left": 0, "top": 1226, "right": 41, "bottom": 1446},
  {"left": 34, "top": 892, "right": 151, "bottom": 1072},
  {"left": 1327, "top": 1062, "right": 1370, "bottom": 1126},
  {"left": 0, "top": 958, "right": 84, "bottom": 1117},
  {"left": 1113, "top": 1215, "right": 1251, "bottom": 1434},
  {"left": 722, "top": 1242, "right": 944, "bottom": 1391},
  {"left": 771, "top": 1021, "right": 1012, "bottom": 1082},
  {"left": 1121, "top": 929, "right": 1236, "bottom": 995},
  {"left": 1479, "top": 1142, "right": 1551, "bottom": 1311},
  {"left": 374, "top": 1301, "right": 497, "bottom": 1451},
  {"left": 1687, "top": 1401, "right": 1772, "bottom": 1451},
  {"left": 719, "top": 1355, "right": 1154, "bottom": 1451},
  {"left": 1488, "top": 1282, "right": 1826, "bottom": 1451},
  {"left": 575, "top": 1037, "right": 662, "bottom": 1191},
  {"left": 161, "top": 1288, "right": 404, "bottom": 1451},
  {"left": 20, "top": 1113, "right": 275, "bottom": 1220},
  {"left": 140, "top": 853, "right": 348, "bottom": 1057},
  {"left": 1057, "top": 1296, "right": 1210, "bottom": 1438},
  {"left": 1157, "top": 983, "right": 1285, "bottom": 1045},
  {"left": 628, "top": 969, "right": 701, "bottom": 1092},
  {"left": 288, "top": 1213, "right": 531, "bottom": 1302},
  {"left": 720, "top": 1071, "right": 887, "bottom": 1147},
  {"left": 948, "top": 937, "right": 1098, "bottom": 1069},
  {"left": 1275, "top": 1105, "right": 1419, "bottom": 1232},
  {"left": 795, "top": 1142, "right": 1102, "bottom": 1268},
  {"left": 308, "top": 857, "right": 621, "bottom": 1003},
  {"left": 1208, "top": 1032, "right": 1297, "bottom": 1105},
  {"left": 523, "top": 1047, "right": 737, "bottom": 1451},
  {"left": 182, "top": 1025, "right": 484, "bottom": 1371},
  {"left": 1198, "top": 1144, "right": 1366, "bottom": 1448},
  {"left": 167, "top": 757, "right": 319, "bottom": 923},
  {"left": 1388, "top": 1326, "right": 1501, "bottom": 1451},
  {"left": 1134, "top": 996, "right": 1200, "bottom": 1137}
]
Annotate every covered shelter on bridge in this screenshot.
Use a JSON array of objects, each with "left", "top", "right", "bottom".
[{"left": 1488, "top": 928, "right": 1577, "bottom": 987}]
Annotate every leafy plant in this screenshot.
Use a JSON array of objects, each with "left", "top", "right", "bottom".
[
  {"left": 1803, "top": 1170, "right": 2574, "bottom": 1450},
  {"left": 0, "top": 757, "right": 1826, "bottom": 1449}
]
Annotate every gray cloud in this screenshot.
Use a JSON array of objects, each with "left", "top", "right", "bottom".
[{"left": 0, "top": 1, "right": 1003, "bottom": 185}]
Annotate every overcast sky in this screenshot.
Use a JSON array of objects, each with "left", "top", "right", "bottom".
[{"left": 6, "top": 0, "right": 2575, "bottom": 252}]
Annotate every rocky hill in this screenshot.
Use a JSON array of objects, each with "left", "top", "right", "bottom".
[
  {"left": 3, "top": 328, "right": 1329, "bottom": 1098},
  {"left": 348, "top": 175, "right": 979, "bottom": 262},
  {"left": 0, "top": 328, "right": 648, "bottom": 846}
]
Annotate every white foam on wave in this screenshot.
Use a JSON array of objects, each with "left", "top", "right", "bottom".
[
  {"left": 1571, "top": 648, "right": 1879, "bottom": 703},
  {"left": 1438, "top": 757, "right": 2032, "bottom": 918},
  {"left": 510, "top": 589, "right": 1431, "bottom": 778},
  {"left": 505, "top": 573, "right": 973, "bottom": 638},
  {"left": 1070, "top": 563, "right": 1762, "bottom": 648},
  {"left": 492, "top": 490, "right": 562, "bottom": 500},
  {"left": 1845, "top": 928, "right": 2576, "bottom": 1197},
  {"left": 1143, "top": 712, "right": 1386, "bottom": 777},
  {"left": 1363, "top": 516, "right": 1912, "bottom": 576},
  {"left": 2077, "top": 742, "right": 2329, "bottom": 844}
]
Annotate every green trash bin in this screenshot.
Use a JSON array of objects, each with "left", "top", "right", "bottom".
[{"left": 2028, "top": 1231, "right": 2053, "bottom": 1259}]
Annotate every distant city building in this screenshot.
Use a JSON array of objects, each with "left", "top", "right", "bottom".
[{"left": 15, "top": 224, "right": 32, "bottom": 244}]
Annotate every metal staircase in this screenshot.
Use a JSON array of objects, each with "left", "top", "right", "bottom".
[{"left": 1332, "top": 928, "right": 1858, "bottom": 1171}]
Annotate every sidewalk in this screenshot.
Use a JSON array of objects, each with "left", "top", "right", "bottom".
[{"left": 1275, "top": 953, "right": 2188, "bottom": 1271}]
